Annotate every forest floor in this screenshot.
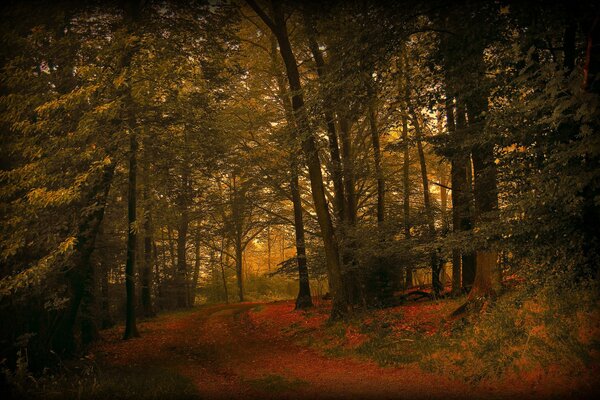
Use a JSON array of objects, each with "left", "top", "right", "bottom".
[{"left": 89, "top": 299, "right": 598, "bottom": 400}]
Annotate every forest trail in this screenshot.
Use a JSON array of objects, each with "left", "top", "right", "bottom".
[{"left": 91, "top": 301, "right": 583, "bottom": 400}]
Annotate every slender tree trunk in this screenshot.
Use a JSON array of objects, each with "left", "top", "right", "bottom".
[
  {"left": 402, "top": 112, "right": 412, "bottom": 289},
  {"left": 303, "top": 10, "right": 346, "bottom": 223},
  {"left": 121, "top": 0, "right": 142, "bottom": 341},
  {"left": 235, "top": 231, "right": 244, "bottom": 302},
  {"left": 411, "top": 110, "right": 441, "bottom": 295},
  {"left": 141, "top": 157, "right": 154, "bottom": 317},
  {"left": 338, "top": 117, "right": 357, "bottom": 225},
  {"left": 176, "top": 202, "right": 189, "bottom": 308},
  {"left": 270, "top": 36, "right": 313, "bottom": 309},
  {"left": 454, "top": 96, "right": 476, "bottom": 291},
  {"left": 123, "top": 126, "right": 140, "bottom": 339},
  {"left": 291, "top": 170, "right": 313, "bottom": 309},
  {"left": 368, "top": 97, "right": 385, "bottom": 224},
  {"left": 248, "top": 0, "right": 348, "bottom": 318},
  {"left": 219, "top": 237, "right": 229, "bottom": 304},
  {"left": 466, "top": 68, "right": 500, "bottom": 298},
  {"left": 445, "top": 96, "right": 462, "bottom": 296},
  {"left": 189, "top": 227, "right": 201, "bottom": 307},
  {"left": 167, "top": 226, "right": 176, "bottom": 279},
  {"left": 176, "top": 157, "right": 191, "bottom": 308}
]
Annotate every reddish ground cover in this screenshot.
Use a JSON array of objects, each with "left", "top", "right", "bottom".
[{"left": 92, "top": 300, "right": 598, "bottom": 399}]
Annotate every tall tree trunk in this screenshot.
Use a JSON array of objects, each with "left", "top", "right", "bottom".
[
  {"left": 123, "top": 126, "right": 140, "bottom": 339},
  {"left": 303, "top": 10, "right": 346, "bottom": 223},
  {"left": 411, "top": 110, "right": 441, "bottom": 295},
  {"left": 402, "top": 110, "right": 412, "bottom": 289},
  {"left": 190, "top": 227, "right": 201, "bottom": 307},
  {"left": 176, "top": 199, "right": 189, "bottom": 308},
  {"left": 368, "top": 94, "right": 385, "bottom": 225},
  {"left": 235, "top": 229, "right": 244, "bottom": 302},
  {"left": 121, "top": 0, "right": 142, "bottom": 342},
  {"left": 219, "top": 236, "right": 229, "bottom": 304},
  {"left": 269, "top": 35, "right": 313, "bottom": 309},
  {"left": 167, "top": 226, "right": 176, "bottom": 278},
  {"left": 141, "top": 156, "right": 154, "bottom": 317},
  {"left": 176, "top": 157, "right": 191, "bottom": 308},
  {"left": 466, "top": 48, "right": 500, "bottom": 299},
  {"left": 445, "top": 96, "right": 462, "bottom": 296},
  {"left": 291, "top": 169, "right": 313, "bottom": 309},
  {"left": 338, "top": 116, "right": 357, "bottom": 225},
  {"left": 454, "top": 96, "right": 476, "bottom": 291},
  {"left": 248, "top": 0, "right": 348, "bottom": 318}
]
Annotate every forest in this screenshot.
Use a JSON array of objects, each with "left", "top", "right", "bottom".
[{"left": 0, "top": 0, "right": 599, "bottom": 399}]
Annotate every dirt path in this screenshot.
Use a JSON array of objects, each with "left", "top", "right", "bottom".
[{"left": 92, "top": 303, "right": 587, "bottom": 399}]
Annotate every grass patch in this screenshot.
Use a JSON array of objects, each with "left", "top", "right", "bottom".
[{"left": 245, "top": 374, "right": 307, "bottom": 393}]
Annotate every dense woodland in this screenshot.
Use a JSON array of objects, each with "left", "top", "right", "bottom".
[{"left": 1, "top": 0, "right": 599, "bottom": 398}]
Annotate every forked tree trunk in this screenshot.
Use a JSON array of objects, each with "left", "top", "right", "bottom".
[
  {"left": 303, "top": 10, "right": 346, "bottom": 223},
  {"left": 247, "top": 0, "right": 348, "bottom": 318}
]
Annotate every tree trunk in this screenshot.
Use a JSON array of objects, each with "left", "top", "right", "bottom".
[
  {"left": 219, "top": 237, "right": 229, "bottom": 304},
  {"left": 235, "top": 230, "right": 244, "bottom": 302},
  {"left": 176, "top": 202, "right": 189, "bottom": 308},
  {"left": 190, "top": 227, "right": 201, "bottom": 307},
  {"left": 454, "top": 96, "right": 476, "bottom": 291},
  {"left": 466, "top": 51, "right": 500, "bottom": 299},
  {"left": 269, "top": 35, "right": 313, "bottom": 309},
  {"left": 411, "top": 110, "right": 441, "bottom": 295},
  {"left": 303, "top": 10, "right": 346, "bottom": 223},
  {"left": 248, "top": 0, "right": 348, "bottom": 318},
  {"left": 123, "top": 127, "right": 140, "bottom": 339},
  {"left": 338, "top": 116, "right": 357, "bottom": 226},
  {"left": 141, "top": 157, "right": 154, "bottom": 317},
  {"left": 368, "top": 95, "right": 385, "bottom": 225},
  {"left": 176, "top": 157, "right": 191, "bottom": 308},
  {"left": 402, "top": 111, "right": 412, "bottom": 289}
]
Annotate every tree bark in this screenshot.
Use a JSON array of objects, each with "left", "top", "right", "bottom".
[
  {"left": 123, "top": 125, "right": 140, "bottom": 339},
  {"left": 248, "top": 0, "right": 348, "bottom": 318},
  {"left": 190, "top": 226, "right": 201, "bottom": 307},
  {"left": 368, "top": 94, "right": 385, "bottom": 225},
  {"left": 176, "top": 165, "right": 190, "bottom": 308},
  {"left": 402, "top": 109, "right": 412, "bottom": 289},
  {"left": 219, "top": 236, "right": 229, "bottom": 304},
  {"left": 465, "top": 50, "right": 500, "bottom": 298},
  {"left": 454, "top": 96, "right": 476, "bottom": 291},
  {"left": 141, "top": 155, "right": 154, "bottom": 317},
  {"left": 269, "top": 35, "right": 313, "bottom": 309},
  {"left": 411, "top": 110, "right": 441, "bottom": 295},
  {"left": 303, "top": 10, "right": 346, "bottom": 223},
  {"left": 121, "top": 0, "right": 142, "bottom": 342},
  {"left": 444, "top": 96, "right": 462, "bottom": 296}
]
